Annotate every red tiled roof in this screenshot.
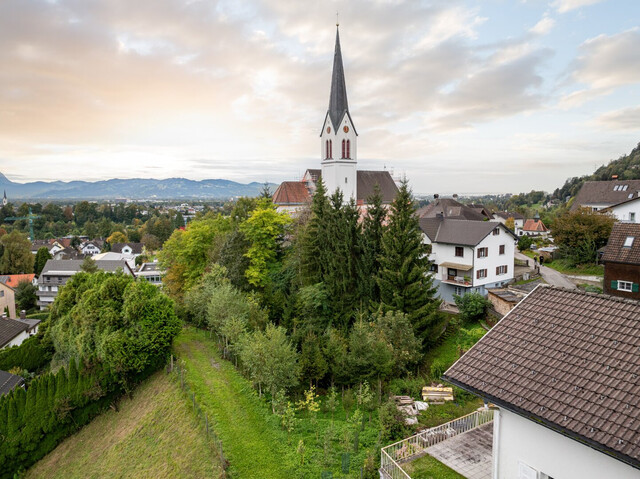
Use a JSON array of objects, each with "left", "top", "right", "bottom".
[
  {"left": 272, "top": 181, "right": 311, "bottom": 205},
  {"left": 443, "top": 286, "right": 640, "bottom": 470},
  {"left": 523, "top": 218, "right": 548, "bottom": 232},
  {"left": 1, "top": 274, "right": 35, "bottom": 289}
]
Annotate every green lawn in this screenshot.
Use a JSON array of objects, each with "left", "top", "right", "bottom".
[
  {"left": 174, "top": 328, "right": 381, "bottom": 478},
  {"left": 422, "top": 322, "right": 486, "bottom": 377},
  {"left": 26, "top": 371, "right": 223, "bottom": 479},
  {"left": 521, "top": 250, "right": 604, "bottom": 276},
  {"left": 403, "top": 454, "right": 466, "bottom": 479}
]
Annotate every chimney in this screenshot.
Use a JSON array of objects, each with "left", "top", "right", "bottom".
[
  {"left": 20, "top": 310, "right": 26, "bottom": 320},
  {"left": 612, "top": 175, "right": 619, "bottom": 180}
]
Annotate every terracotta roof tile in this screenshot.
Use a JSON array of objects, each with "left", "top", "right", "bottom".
[
  {"left": 0, "top": 274, "right": 35, "bottom": 289},
  {"left": 602, "top": 222, "right": 640, "bottom": 265},
  {"left": 443, "top": 285, "right": 640, "bottom": 469},
  {"left": 271, "top": 181, "right": 311, "bottom": 205},
  {"left": 523, "top": 218, "right": 548, "bottom": 232}
]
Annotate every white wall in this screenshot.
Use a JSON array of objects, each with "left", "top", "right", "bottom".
[
  {"left": 320, "top": 113, "right": 357, "bottom": 201},
  {"left": 494, "top": 408, "right": 639, "bottom": 479},
  {"left": 608, "top": 200, "right": 640, "bottom": 223}
]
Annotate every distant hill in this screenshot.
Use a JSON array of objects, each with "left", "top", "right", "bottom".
[
  {"left": 0, "top": 173, "right": 278, "bottom": 200},
  {"left": 553, "top": 142, "right": 640, "bottom": 200}
]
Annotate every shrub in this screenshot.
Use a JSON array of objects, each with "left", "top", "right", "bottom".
[
  {"left": 430, "top": 359, "right": 448, "bottom": 380},
  {"left": 453, "top": 292, "right": 491, "bottom": 323},
  {"left": 379, "top": 399, "right": 410, "bottom": 441},
  {"left": 517, "top": 236, "right": 533, "bottom": 251}
]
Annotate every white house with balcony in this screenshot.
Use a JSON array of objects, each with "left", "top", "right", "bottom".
[{"left": 419, "top": 217, "right": 517, "bottom": 303}]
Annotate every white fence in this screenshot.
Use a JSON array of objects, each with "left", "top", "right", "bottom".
[{"left": 380, "top": 408, "right": 494, "bottom": 479}]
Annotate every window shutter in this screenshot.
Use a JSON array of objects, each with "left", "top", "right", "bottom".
[
  {"left": 611, "top": 280, "right": 618, "bottom": 290},
  {"left": 633, "top": 283, "right": 639, "bottom": 293}
]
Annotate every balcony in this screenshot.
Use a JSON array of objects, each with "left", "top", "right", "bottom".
[
  {"left": 380, "top": 408, "right": 494, "bottom": 479},
  {"left": 441, "top": 275, "right": 473, "bottom": 287}
]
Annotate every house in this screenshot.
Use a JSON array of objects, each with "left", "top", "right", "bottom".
[
  {"left": 0, "top": 313, "right": 41, "bottom": 349},
  {"left": 571, "top": 179, "right": 640, "bottom": 212},
  {"left": 79, "top": 240, "right": 102, "bottom": 256},
  {"left": 30, "top": 239, "right": 64, "bottom": 256},
  {"left": 443, "top": 286, "right": 640, "bottom": 479},
  {"left": 420, "top": 217, "right": 517, "bottom": 302},
  {"left": 0, "top": 370, "right": 25, "bottom": 396},
  {"left": 601, "top": 195, "right": 640, "bottom": 223},
  {"left": 136, "top": 262, "right": 163, "bottom": 286},
  {"left": 466, "top": 203, "right": 494, "bottom": 220},
  {"left": 0, "top": 282, "right": 15, "bottom": 318},
  {"left": 417, "top": 196, "right": 487, "bottom": 221},
  {"left": 52, "top": 246, "right": 84, "bottom": 260},
  {"left": 521, "top": 214, "right": 549, "bottom": 237},
  {"left": 272, "top": 26, "right": 398, "bottom": 213},
  {"left": 601, "top": 222, "right": 640, "bottom": 298},
  {"left": 0, "top": 274, "right": 37, "bottom": 289},
  {"left": 492, "top": 212, "right": 525, "bottom": 236},
  {"left": 110, "top": 242, "right": 144, "bottom": 256},
  {"left": 36, "top": 259, "right": 135, "bottom": 310}
]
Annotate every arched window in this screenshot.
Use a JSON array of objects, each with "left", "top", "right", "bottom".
[
  {"left": 346, "top": 140, "right": 350, "bottom": 159},
  {"left": 329, "top": 140, "right": 332, "bottom": 158},
  {"left": 325, "top": 140, "right": 329, "bottom": 159},
  {"left": 342, "top": 139, "right": 346, "bottom": 159}
]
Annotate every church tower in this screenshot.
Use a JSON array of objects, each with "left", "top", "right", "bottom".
[{"left": 320, "top": 25, "right": 358, "bottom": 201}]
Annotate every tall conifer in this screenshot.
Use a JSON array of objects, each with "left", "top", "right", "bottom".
[
  {"left": 358, "top": 185, "right": 385, "bottom": 306},
  {"left": 299, "top": 180, "right": 330, "bottom": 285},
  {"left": 376, "top": 180, "right": 441, "bottom": 349}
]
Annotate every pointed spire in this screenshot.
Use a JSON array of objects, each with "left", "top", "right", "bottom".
[{"left": 328, "top": 26, "right": 349, "bottom": 130}]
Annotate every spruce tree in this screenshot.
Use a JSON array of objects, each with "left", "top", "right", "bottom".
[
  {"left": 376, "top": 180, "right": 441, "bottom": 350},
  {"left": 358, "top": 185, "right": 386, "bottom": 306},
  {"left": 299, "top": 180, "right": 330, "bottom": 285}
]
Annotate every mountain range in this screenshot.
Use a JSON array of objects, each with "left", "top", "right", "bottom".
[{"left": 0, "top": 173, "right": 279, "bottom": 200}]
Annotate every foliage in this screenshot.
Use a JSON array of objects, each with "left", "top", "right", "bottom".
[
  {"left": 106, "top": 231, "right": 128, "bottom": 245},
  {"left": 377, "top": 180, "right": 442, "bottom": 349},
  {"left": 14, "top": 280, "right": 37, "bottom": 312},
  {"left": 505, "top": 217, "right": 515, "bottom": 231},
  {"left": 183, "top": 264, "right": 229, "bottom": 327},
  {"left": 552, "top": 207, "right": 615, "bottom": 265},
  {"left": 430, "top": 359, "right": 448, "bottom": 379},
  {"left": 379, "top": 399, "right": 409, "bottom": 442},
  {"left": 517, "top": 235, "right": 533, "bottom": 251},
  {"left": 0, "top": 334, "right": 53, "bottom": 372},
  {"left": 34, "top": 246, "right": 52, "bottom": 275},
  {"left": 373, "top": 310, "right": 422, "bottom": 377},
  {"left": 80, "top": 256, "right": 98, "bottom": 273},
  {"left": 0, "top": 230, "right": 34, "bottom": 274},
  {"left": 453, "top": 293, "right": 491, "bottom": 322},
  {"left": 456, "top": 327, "right": 486, "bottom": 354}
]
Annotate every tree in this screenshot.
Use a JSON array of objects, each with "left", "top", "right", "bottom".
[
  {"left": 239, "top": 199, "right": 292, "bottom": 288},
  {"left": 14, "top": 281, "right": 37, "bottom": 312},
  {"left": 358, "top": 185, "right": 386, "bottom": 305},
  {"left": 34, "top": 247, "right": 52, "bottom": 275},
  {"left": 517, "top": 235, "right": 533, "bottom": 251},
  {"left": 299, "top": 331, "right": 328, "bottom": 388},
  {"left": 298, "top": 180, "right": 330, "bottom": 285},
  {"left": 454, "top": 292, "right": 491, "bottom": 322},
  {"left": 80, "top": 256, "right": 98, "bottom": 273},
  {"left": 377, "top": 180, "right": 442, "bottom": 349},
  {"left": 106, "top": 231, "right": 128, "bottom": 245},
  {"left": 552, "top": 207, "right": 615, "bottom": 265},
  {"left": 0, "top": 231, "right": 35, "bottom": 274},
  {"left": 505, "top": 217, "right": 515, "bottom": 231},
  {"left": 373, "top": 310, "right": 421, "bottom": 377}
]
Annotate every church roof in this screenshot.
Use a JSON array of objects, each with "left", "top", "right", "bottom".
[
  {"left": 328, "top": 27, "right": 350, "bottom": 131},
  {"left": 357, "top": 171, "right": 398, "bottom": 203},
  {"left": 272, "top": 181, "right": 311, "bottom": 205}
]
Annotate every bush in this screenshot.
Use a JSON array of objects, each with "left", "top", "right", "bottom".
[
  {"left": 517, "top": 236, "right": 533, "bottom": 251},
  {"left": 0, "top": 334, "right": 53, "bottom": 372},
  {"left": 430, "top": 359, "right": 448, "bottom": 380},
  {"left": 388, "top": 377, "right": 426, "bottom": 399},
  {"left": 379, "top": 399, "right": 410, "bottom": 441},
  {"left": 453, "top": 292, "right": 491, "bottom": 323}
]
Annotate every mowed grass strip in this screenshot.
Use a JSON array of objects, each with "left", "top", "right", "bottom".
[
  {"left": 174, "top": 328, "right": 294, "bottom": 479},
  {"left": 402, "top": 454, "right": 466, "bottom": 479},
  {"left": 26, "top": 371, "right": 224, "bottom": 479}
]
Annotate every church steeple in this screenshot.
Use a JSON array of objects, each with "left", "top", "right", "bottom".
[{"left": 328, "top": 26, "right": 350, "bottom": 130}]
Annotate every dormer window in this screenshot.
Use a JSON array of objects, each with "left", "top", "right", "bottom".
[{"left": 623, "top": 236, "right": 634, "bottom": 248}]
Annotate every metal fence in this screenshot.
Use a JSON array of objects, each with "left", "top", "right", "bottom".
[{"left": 380, "top": 408, "right": 494, "bottom": 479}]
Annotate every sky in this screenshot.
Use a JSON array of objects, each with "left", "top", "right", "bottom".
[{"left": 1, "top": 0, "right": 639, "bottom": 195}]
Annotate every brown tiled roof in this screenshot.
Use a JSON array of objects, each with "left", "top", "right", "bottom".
[
  {"left": 443, "top": 286, "right": 640, "bottom": 470},
  {"left": 494, "top": 211, "right": 524, "bottom": 220},
  {"left": 419, "top": 218, "right": 516, "bottom": 246},
  {"left": 602, "top": 222, "right": 640, "bottom": 265},
  {"left": 417, "top": 198, "right": 486, "bottom": 221},
  {"left": 571, "top": 180, "right": 640, "bottom": 210},
  {"left": 356, "top": 170, "right": 398, "bottom": 203},
  {"left": 272, "top": 182, "right": 311, "bottom": 205},
  {"left": 0, "top": 318, "right": 33, "bottom": 348},
  {"left": 523, "top": 218, "right": 548, "bottom": 232},
  {"left": 0, "top": 370, "right": 24, "bottom": 396}
]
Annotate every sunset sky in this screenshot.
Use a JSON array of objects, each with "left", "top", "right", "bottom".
[{"left": 1, "top": 0, "right": 639, "bottom": 195}]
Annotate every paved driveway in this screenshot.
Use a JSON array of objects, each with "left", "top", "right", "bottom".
[{"left": 515, "top": 251, "right": 577, "bottom": 290}]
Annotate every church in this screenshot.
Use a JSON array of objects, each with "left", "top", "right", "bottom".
[{"left": 272, "top": 26, "right": 398, "bottom": 213}]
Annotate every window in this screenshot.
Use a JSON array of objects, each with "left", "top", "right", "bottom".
[
  {"left": 476, "top": 269, "right": 487, "bottom": 279},
  {"left": 492, "top": 228, "right": 500, "bottom": 235},
  {"left": 477, "top": 247, "right": 488, "bottom": 258},
  {"left": 623, "top": 185, "right": 628, "bottom": 191},
  {"left": 430, "top": 263, "right": 438, "bottom": 272},
  {"left": 325, "top": 140, "right": 329, "bottom": 159},
  {"left": 614, "top": 185, "right": 620, "bottom": 191},
  {"left": 346, "top": 139, "right": 351, "bottom": 158},
  {"left": 624, "top": 236, "right": 635, "bottom": 247},
  {"left": 345, "top": 177, "right": 348, "bottom": 184},
  {"left": 496, "top": 265, "right": 508, "bottom": 275},
  {"left": 329, "top": 140, "right": 332, "bottom": 158},
  {"left": 618, "top": 280, "right": 633, "bottom": 292},
  {"left": 455, "top": 246, "right": 464, "bottom": 257},
  {"left": 342, "top": 139, "right": 346, "bottom": 158},
  {"left": 499, "top": 244, "right": 506, "bottom": 255},
  {"left": 631, "top": 213, "right": 636, "bottom": 222},
  {"left": 0, "top": 290, "right": 3, "bottom": 298},
  {"left": 454, "top": 286, "right": 464, "bottom": 296}
]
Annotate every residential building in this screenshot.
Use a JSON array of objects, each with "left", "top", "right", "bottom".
[
  {"left": 602, "top": 222, "right": 640, "bottom": 298},
  {"left": 443, "top": 286, "right": 640, "bottom": 479},
  {"left": 420, "top": 217, "right": 517, "bottom": 302},
  {"left": 272, "top": 26, "right": 398, "bottom": 213},
  {"left": 0, "top": 370, "right": 24, "bottom": 396},
  {"left": 0, "top": 282, "right": 15, "bottom": 318},
  {"left": 571, "top": 179, "right": 640, "bottom": 212},
  {"left": 492, "top": 212, "right": 525, "bottom": 235},
  {"left": 417, "top": 196, "right": 487, "bottom": 221},
  {"left": 79, "top": 240, "right": 102, "bottom": 256},
  {"left": 601, "top": 195, "right": 640, "bottom": 223},
  {"left": 110, "top": 242, "right": 144, "bottom": 256},
  {"left": 52, "top": 246, "right": 84, "bottom": 260},
  {"left": 0, "top": 314, "right": 41, "bottom": 349},
  {"left": 30, "top": 239, "right": 64, "bottom": 256},
  {"left": 37, "top": 259, "right": 135, "bottom": 310},
  {"left": 521, "top": 214, "right": 549, "bottom": 237},
  {"left": 136, "top": 262, "right": 163, "bottom": 286},
  {"left": 0, "top": 274, "right": 37, "bottom": 289}
]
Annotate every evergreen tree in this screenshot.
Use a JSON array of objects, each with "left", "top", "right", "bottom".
[
  {"left": 358, "top": 185, "right": 386, "bottom": 306},
  {"left": 376, "top": 180, "right": 442, "bottom": 350},
  {"left": 299, "top": 331, "right": 328, "bottom": 388},
  {"left": 34, "top": 246, "right": 52, "bottom": 275},
  {"left": 298, "top": 180, "right": 330, "bottom": 285}
]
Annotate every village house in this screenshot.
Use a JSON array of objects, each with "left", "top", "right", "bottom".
[
  {"left": 30, "top": 239, "right": 64, "bottom": 256},
  {"left": 79, "top": 240, "right": 103, "bottom": 256},
  {"left": 417, "top": 196, "right": 487, "bottom": 221},
  {"left": 601, "top": 222, "right": 640, "bottom": 298},
  {"left": 136, "top": 262, "right": 163, "bottom": 286},
  {"left": 0, "top": 312, "right": 41, "bottom": 350},
  {"left": 419, "top": 217, "right": 517, "bottom": 302},
  {"left": 491, "top": 211, "right": 525, "bottom": 235},
  {"left": 571, "top": 179, "right": 640, "bottom": 212},
  {"left": 272, "top": 26, "right": 398, "bottom": 213},
  {"left": 110, "top": 242, "right": 144, "bottom": 256},
  {"left": 443, "top": 286, "right": 640, "bottom": 479},
  {"left": 0, "top": 281, "right": 15, "bottom": 318},
  {"left": 0, "top": 370, "right": 25, "bottom": 396},
  {"left": 36, "top": 259, "right": 135, "bottom": 310},
  {"left": 521, "top": 214, "right": 549, "bottom": 238},
  {"left": 601, "top": 195, "right": 640, "bottom": 223}
]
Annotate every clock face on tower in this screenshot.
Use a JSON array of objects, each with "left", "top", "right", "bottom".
[
  {"left": 343, "top": 126, "right": 349, "bottom": 133},
  {"left": 326, "top": 126, "right": 331, "bottom": 133}
]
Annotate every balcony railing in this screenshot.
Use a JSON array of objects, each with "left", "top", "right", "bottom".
[
  {"left": 441, "top": 275, "right": 472, "bottom": 286},
  {"left": 380, "top": 408, "right": 494, "bottom": 479}
]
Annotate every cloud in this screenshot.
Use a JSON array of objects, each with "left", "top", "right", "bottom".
[
  {"left": 596, "top": 106, "right": 640, "bottom": 131},
  {"left": 529, "top": 15, "right": 556, "bottom": 35},
  {"left": 552, "top": 0, "right": 604, "bottom": 13}
]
